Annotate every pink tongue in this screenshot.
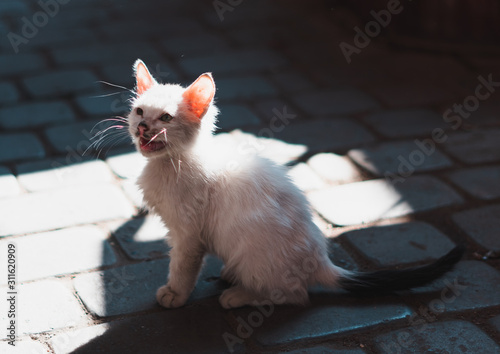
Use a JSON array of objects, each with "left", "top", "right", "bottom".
[{"left": 140, "top": 139, "right": 164, "bottom": 152}]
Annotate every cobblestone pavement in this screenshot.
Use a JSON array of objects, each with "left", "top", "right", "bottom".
[{"left": 1, "top": 0, "right": 500, "bottom": 353}]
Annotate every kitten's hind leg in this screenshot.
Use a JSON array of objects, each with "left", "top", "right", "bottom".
[{"left": 219, "top": 285, "right": 264, "bottom": 309}]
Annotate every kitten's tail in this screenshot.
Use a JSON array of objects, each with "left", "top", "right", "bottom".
[{"left": 337, "top": 245, "right": 465, "bottom": 293}]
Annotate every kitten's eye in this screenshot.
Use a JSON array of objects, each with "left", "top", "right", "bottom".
[
  {"left": 136, "top": 107, "right": 143, "bottom": 115},
  {"left": 159, "top": 113, "right": 173, "bottom": 122}
]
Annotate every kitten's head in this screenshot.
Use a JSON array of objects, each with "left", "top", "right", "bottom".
[{"left": 128, "top": 59, "right": 217, "bottom": 158}]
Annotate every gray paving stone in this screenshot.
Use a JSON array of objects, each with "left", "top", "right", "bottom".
[
  {"left": 23, "top": 70, "right": 99, "bottom": 98},
  {"left": 100, "top": 17, "right": 203, "bottom": 39},
  {"left": 267, "top": 118, "right": 376, "bottom": 153},
  {"left": 0, "top": 337, "right": 48, "bottom": 353},
  {"left": 444, "top": 128, "right": 500, "bottom": 164},
  {"left": 453, "top": 204, "right": 500, "bottom": 252},
  {"left": 52, "top": 42, "right": 163, "bottom": 66},
  {"left": 0, "top": 101, "right": 76, "bottom": 130},
  {"left": 17, "top": 158, "right": 114, "bottom": 192},
  {"left": 288, "top": 163, "right": 326, "bottom": 192},
  {"left": 348, "top": 141, "right": 453, "bottom": 177},
  {"left": 293, "top": 89, "right": 380, "bottom": 116},
  {"left": 0, "top": 53, "right": 46, "bottom": 77},
  {"left": 217, "top": 104, "right": 261, "bottom": 130},
  {"left": 341, "top": 222, "right": 456, "bottom": 267},
  {"left": 216, "top": 76, "right": 278, "bottom": 100},
  {"left": 307, "top": 153, "right": 363, "bottom": 185},
  {"left": 253, "top": 98, "right": 295, "bottom": 123},
  {"left": 0, "top": 184, "right": 135, "bottom": 236},
  {"left": 68, "top": 303, "right": 239, "bottom": 354},
  {"left": 0, "top": 0, "right": 29, "bottom": 17},
  {"left": 0, "top": 166, "right": 20, "bottom": 197},
  {"left": 0, "top": 82, "right": 19, "bottom": 105},
  {"left": 236, "top": 300, "right": 411, "bottom": 346},
  {"left": 374, "top": 320, "right": 500, "bottom": 354},
  {"left": 75, "top": 93, "right": 131, "bottom": 117},
  {"left": 44, "top": 119, "right": 129, "bottom": 155},
  {"left": 363, "top": 109, "right": 447, "bottom": 138},
  {"left": 412, "top": 261, "right": 500, "bottom": 312},
  {"left": 26, "top": 28, "right": 97, "bottom": 49},
  {"left": 367, "top": 82, "right": 456, "bottom": 107},
  {"left": 490, "top": 315, "right": 500, "bottom": 334},
  {"left": 271, "top": 71, "right": 315, "bottom": 93},
  {"left": 100, "top": 61, "right": 180, "bottom": 88},
  {"left": 51, "top": 323, "right": 109, "bottom": 354},
  {"left": 448, "top": 165, "right": 500, "bottom": 200},
  {"left": 73, "top": 255, "right": 224, "bottom": 317},
  {"left": 0, "top": 280, "right": 87, "bottom": 337},
  {"left": 106, "top": 151, "right": 147, "bottom": 179},
  {"left": 308, "top": 176, "right": 463, "bottom": 226},
  {"left": 178, "top": 49, "right": 288, "bottom": 76},
  {"left": 110, "top": 215, "right": 169, "bottom": 260},
  {"left": 0, "top": 226, "right": 115, "bottom": 283},
  {"left": 162, "top": 33, "right": 229, "bottom": 56},
  {"left": 0, "top": 133, "right": 45, "bottom": 163},
  {"left": 282, "top": 346, "right": 366, "bottom": 354},
  {"left": 214, "top": 130, "right": 307, "bottom": 165}
]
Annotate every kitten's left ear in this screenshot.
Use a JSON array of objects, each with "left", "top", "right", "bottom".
[
  {"left": 182, "top": 73, "right": 215, "bottom": 120},
  {"left": 133, "top": 59, "right": 156, "bottom": 95}
]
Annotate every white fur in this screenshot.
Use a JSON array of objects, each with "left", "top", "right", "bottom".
[{"left": 128, "top": 66, "right": 350, "bottom": 309}]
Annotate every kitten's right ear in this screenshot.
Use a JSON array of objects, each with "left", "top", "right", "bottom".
[{"left": 133, "top": 59, "right": 156, "bottom": 95}]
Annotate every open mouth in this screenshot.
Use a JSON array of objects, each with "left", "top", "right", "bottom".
[{"left": 139, "top": 137, "right": 167, "bottom": 152}]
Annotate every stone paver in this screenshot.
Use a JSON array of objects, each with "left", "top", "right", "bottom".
[
  {"left": 348, "top": 141, "right": 453, "bottom": 177},
  {"left": 0, "top": 82, "right": 19, "bottom": 105},
  {"left": 0, "top": 101, "right": 76, "bottom": 130},
  {"left": 178, "top": 49, "right": 288, "bottom": 76},
  {"left": 444, "top": 128, "right": 500, "bottom": 164},
  {"left": 0, "top": 226, "right": 116, "bottom": 283},
  {"left": 0, "top": 184, "right": 135, "bottom": 236},
  {"left": 288, "top": 163, "right": 326, "bottom": 192},
  {"left": 452, "top": 204, "right": 500, "bottom": 251},
  {"left": 281, "top": 346, "right": 366, "bottom": 354},
  {"left": 447, "top": 165, "right": 500, "bottom": 200},
  {"left": 105, "top": 151, "right": 147, "bottom": 180},
  {"left": 216, "top": 76, "right": 278, "bottom": 100},
  {"left": 413, "top": 261, "right": 500, "bottom": 312},
  {"left": 23, "top": 70, "right": 99, "bottom": 98},
  {"left": 341, "top": 222, "right": 456, "bottom": 266},
  {"left": 268, "top": 118, "right": 376, "bottom": 153},
  {"left": 367, "top": 82, "right": 456, "bottom": 107},
  {"left": 75, "top": 93, "right": 131, "bottom": 117},
  {"left": 0, "top": 133, "right": 45, "bottom": 163},
  {"left": 44, "top": 119, "right": 128, "bottom": 154},
  {"left": 110, "top": 215, "right": 169, "bottom": 260},
  {"left": 67, "top": 303, "right": 239, "bottom": 354},
  {"left": 374, "top": 320, "right": 500, "bottom": 354},
  {"left": 234, "top": 300, "right": 411, "bottom": 346},
  {"left": 307, "top": 153, "right": 363, "bottom": 185},
  {"left": 161, "top": 33, "right": 229, "bottom": 56},
  {"left": 17, "top": 158, "right": 114, "bottom": 192},
  {"left": 309, "top": 176, "right": 463, "bottom": 226},
  {"left": 0, "top": 166, "right": 21, "bottom": 197},
  {"left": 50, "top": 323, "right": 110, "bottom": 354},
  {"left": 293, "top": 89, "right": 380, "bottom": 116},
  {"left": 73, "top": 255, "right": 223, "bottom": 317},
  {"left": 0, "top": 53, "right": 46, "bottom": 77},
  {"left": 217, "top": 103, "right": 261, "bottom": 130},
  {"left": 0, "top": 280, "right": 88, "bottom": 337},
  {"left": 0, "top": 338, "right": 48, "bottom": 353},
  {"left": 363, "top": 109, "right": 447, "bottom": 138}
]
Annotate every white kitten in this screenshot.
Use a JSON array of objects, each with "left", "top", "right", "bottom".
[{"left": 127, "top": 59, "right": 463, "bottom": 309}]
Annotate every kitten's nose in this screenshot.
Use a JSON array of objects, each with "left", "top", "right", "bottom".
[{"left": 138, "top": 121, "right": 148, "bottom": 136}]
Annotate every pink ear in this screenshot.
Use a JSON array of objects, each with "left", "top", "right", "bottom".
[
  {"left": 182, "top": 73, "right": 215, "bottom": 119},
  {"left": 134, "top": 59, "right": 155, "bottom": 95}
]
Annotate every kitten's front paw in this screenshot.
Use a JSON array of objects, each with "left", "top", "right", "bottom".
[{"left": 156, "top": 285, "right": 188, "bottom": 308}]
